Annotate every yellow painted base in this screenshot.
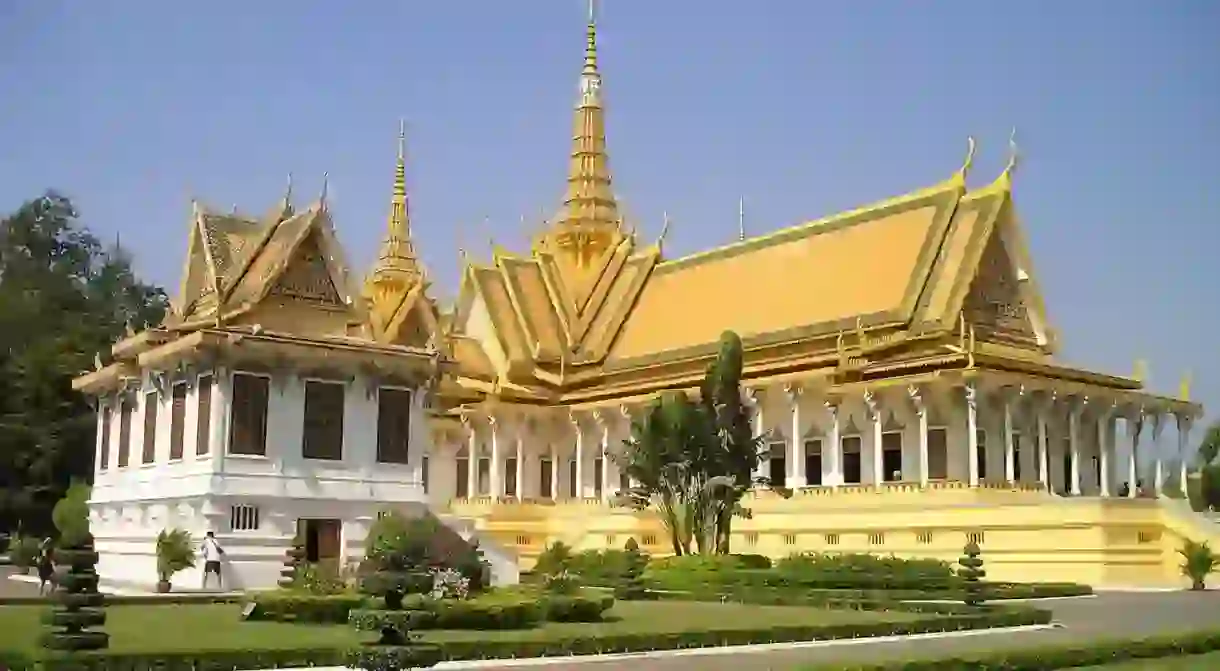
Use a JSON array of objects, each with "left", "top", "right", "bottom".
[{"left": 449, "top": 482, "right": 1220, "bottom": 589}]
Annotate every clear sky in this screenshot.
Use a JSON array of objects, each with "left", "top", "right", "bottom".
[{"left": 1, "top": 1, "right": 1217, "bottom": 457}]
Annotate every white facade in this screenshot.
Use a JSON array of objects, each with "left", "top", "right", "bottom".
[{"left": 88, "top": 365, "right": 442, "bottom": 592}]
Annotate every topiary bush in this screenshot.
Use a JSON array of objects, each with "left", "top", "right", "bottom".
[
  {"left": 40, "top": 532, "right": 108, "bottom": 652},
  {"left": 957, "top": 541, "right": 986, "bottom": 606},
  {"left": 614, "top": 538, "right": 652, "bottom": 601},
  {"left": 1180, "top": 540, "right": 1216, "bottom": 591},
  {"left": 346, "top": 510, "right": 444, "bottom": 671},
  {"left": 279, "top": 534, "right": 306, "bottom": 589}
]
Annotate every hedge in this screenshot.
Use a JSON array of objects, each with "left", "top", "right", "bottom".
[
  {"left": 245, "top": 592, "right": 367, "bottom": 623},
  {"left": 0, "top": 606, "right": 1045, "bottom": 669},
  {"left": 807, "top": 628, "right": 1220, "bottom": 670},
  {"left": 248, "top": 591, "right": 614, "bottom": 628},
  {"left": 0, "top": 593, "right": 244, "bottom": 607}
]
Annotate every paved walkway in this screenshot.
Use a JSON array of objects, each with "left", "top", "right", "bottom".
[
  {"left": 550, "top": 592, "right": 1220, "bottom": 671},
  {"left": 0, "top": 566, "right": 44, "bottom": 598}
]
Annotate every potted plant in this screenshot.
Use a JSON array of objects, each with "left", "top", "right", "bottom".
[
  {"left": 1180, "top": 539, "right": 1216, "bottom": 591},
  {"left": 155, "top": 528, "right": 196, "bottom": 593}
]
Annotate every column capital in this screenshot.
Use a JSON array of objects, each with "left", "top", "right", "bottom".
[
  {"left": 592, "top": 408, "right": 612, "bottom": 428},
  {"left": 486, "top": 413, "right": 499, "bottom": 427},
  {"left": 964, "top": 382, "right": 978, "bottom": 410},
  {"left": 744, "top": 386, "right": 763, "bottom": 406},
  {"left": 619, "top": 403, "right": 633, "bottom": 420},
  {"left": 823, "top": 399, "right": 840, "bottom": 418},
  {"left": 568, "top": 409, "right": 584, "bottom": 430},
  {"left": 1175, "top": 411, "right": 1195, "bottom": 432},
  {"left": 863, "top": 389, "right": 881, "bottom": 420},
  {"left": 784, "top": 383, "right": 802, "bottom": 403},
  {"left": 906, "top": 384, "right": 926, "bottom": 414}
]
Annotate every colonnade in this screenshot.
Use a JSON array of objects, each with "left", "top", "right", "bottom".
[{"left": 429, "top": 377, "right": 1196, "bottom": 504}]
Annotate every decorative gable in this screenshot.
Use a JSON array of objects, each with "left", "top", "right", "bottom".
[
  {"left": 268, "top": 233, "right": 342, "bottom": 306},
  {"left": 962, "top": 227, "right": 1039, "bottom": 349}
]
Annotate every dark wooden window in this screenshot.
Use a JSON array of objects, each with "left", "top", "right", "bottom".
[
  {"left": 98, "top": 407, "right": 112, "bottom": 471},
  {"left": 540, "top": 458, "right": 553, "bottom": 499},
  {"left": 230, "top": 504, "right": 260, "bottom": 531},
  {"left": 117, "top": 398, "right": 133, "bottom": 467},
  {"left": 196, "top": 375, "right": 213, "bottom": 455},
  {"left": 376, "top": 388, "right": 412, "bottom": 464},
  {"left": 169, "top": 382, "right": 187, "bottom": 460},
  {"left": 229, "top": 373, "right": 270, "bottom": 456},
  {"left": 302, "top": 380, "right": 345, "bottom": 460},
  {"left": 142, "top": 391, "right": 158, "bottom": 464},
  {"left": 422, "top": 456, "right": 430, "bottom": 493}
]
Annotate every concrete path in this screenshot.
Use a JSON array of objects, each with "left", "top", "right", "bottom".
[
  {"left": 0, "top": 566, "right": 45, "bottom": 598},
  {"left": 506, "top": 592, "right": 1220, "bottom": 671}
]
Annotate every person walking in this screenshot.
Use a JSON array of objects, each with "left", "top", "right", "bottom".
[
  {"left": 200, "top": 531, "right": 225, "bottom": 591},
  {"left": 37, "top": 537, "right": 55, "bottom": 596}
]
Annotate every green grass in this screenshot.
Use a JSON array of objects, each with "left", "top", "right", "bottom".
[
  {"left": 1075, "top": 651, "right": 1220, "bottom": 669},
  {"left": 0, "top": 600, "right": 926, "bottom": 654}
]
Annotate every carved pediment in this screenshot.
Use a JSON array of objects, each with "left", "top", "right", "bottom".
[
  {"left": 268, "top": 233, "right": 341, "bottom": 306},
  {"left": 963, "top": 229, "right": 1037, "bottom": 346}
]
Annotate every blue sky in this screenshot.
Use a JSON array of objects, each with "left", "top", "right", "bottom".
[{"left": 1, "top": 1, "right": 1217, "bottom": 453}]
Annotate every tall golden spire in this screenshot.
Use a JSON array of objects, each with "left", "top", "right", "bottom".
[
  {"left": 365, "top": 120, "right": 423, "bottom": 311},
  {"left": 552, "top": 0, "right": 620, "bottom": 241}
]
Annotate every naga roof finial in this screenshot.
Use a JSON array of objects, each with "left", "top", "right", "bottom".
[
  {"left": 1003, "top": 127, "right": 1020, "bottom": 180},
  {"left": 959, "top": 136, "right": 977, "bottom": 180},
  {"left": 658, "top": 211, "right": 671, "bottom": 248}
]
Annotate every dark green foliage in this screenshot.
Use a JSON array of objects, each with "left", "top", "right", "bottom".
[
  {"left": 1180, "top": 539, "right": 1217, "bottom": 591},
  {"left": 534, "top": 540, "right": 573, "bottom": 576},
  {"left": 52, "top": 482, "right": 91, "bottom": 546},
  {"left": 957, "top": 541, "right": 986, "bottom": 606},
  {"left": 0, "top": 193, "right": 167, "bottom": 535},
  {"left": 1200, "top": 463, "right": 1220, "bottom": 511},
  {"left": 247, "top": 593, "right": 367, "bottom": 623},
  {"left": 614, "top": 538, "right": 652, "bottom": 601},
  {"left": 279, "top": 535, "right": 306, "bottom": 589},
  {"left": 40, "top": 533, "right": 108, "bottom": 652}
]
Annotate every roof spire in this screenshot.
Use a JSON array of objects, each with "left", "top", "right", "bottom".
[
  {"left": 738, "top": 197, "right": 746, "bottom": 241},
  {"left": 1002, "top": 127, "right": 1021, "bottom": 181},
  {"left": 551, "top": 0, "right": 619, "bottom": 235},
  {"left": 389, "top": 118, "right": 409, "bottom": 238},
  {"left": 363, "top": 121, "right": 423, "bottom": 311}
]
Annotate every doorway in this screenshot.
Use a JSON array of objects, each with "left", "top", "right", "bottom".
[{"left": 297, "top": 518, "right": 341, "bottom": 564}]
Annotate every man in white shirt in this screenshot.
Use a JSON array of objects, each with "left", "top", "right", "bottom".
[{"left": 200, "top": 531, "right": 225, "bottom": 591}]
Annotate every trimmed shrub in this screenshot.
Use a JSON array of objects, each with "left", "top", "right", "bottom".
[
  {"left": 247, "top": 592, "right": 367, "bottom": 623},
  {"left": 40, "top": 533, "right": 108, "bottom": 652},
  {"left": 278, "top": 534, "right": 306, "bottom": 589},
  {"left": 10, "top": 535, "right": 41, "bottom": 571},
  {"left": 958, "top": 541, "right": 986, "bottom": 606},
  {"left": 614, "top": 538, "right": 652, "bottom": 601},
  {"left": 775, "top": 552, "right": 955, "bottom": 590},
  {"left": 1181, "top": 539, "right": 1216, "bottom": 591},
  {"left": 534, "top": 540, "right": 574, "bottom": 576}
]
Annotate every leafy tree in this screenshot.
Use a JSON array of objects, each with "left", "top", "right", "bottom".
[
  {"left": 0, "top": 192, "right": 167, "bottom": 534},
  {"left": 699, "top": 331, "right": 773, "bottom": 553},
  {"left": 1197, "top": 421, "right": 1220, "bottom": 468}
]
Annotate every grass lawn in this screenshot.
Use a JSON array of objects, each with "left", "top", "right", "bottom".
[
  {"left": 1075, "top": 651, "right": 1220, "bottom": 669},
  {"left": 0, "top": 600, "right": 928, "bottom": 654}
]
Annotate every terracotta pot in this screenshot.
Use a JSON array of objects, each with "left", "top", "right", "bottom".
[{"left": 156, "top": 580, "right": 172, "bottom": 593}]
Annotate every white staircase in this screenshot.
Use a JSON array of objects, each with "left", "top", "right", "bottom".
[{"left": 436, "top": 513, "right": 521, "bottom": 587}]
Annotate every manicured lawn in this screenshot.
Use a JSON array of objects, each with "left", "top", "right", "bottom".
[
  {"left": 1076, "top": 651, "right": 1220, "bottom": 669},
  {"left": 0, "top": 600, "right": 927, "bottom": 654}
]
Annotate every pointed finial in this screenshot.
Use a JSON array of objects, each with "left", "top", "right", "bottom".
[
  {"left": 285, "top": 172, "right": 294, "bottom": 202},
  {"left": 1133, "top": 358, "right": 1148, "bottom": 383},
  {"left": 658, "top": 211, "right": 670, "bottom": 247},
  {"left": 320, "top": 172, "right": 330, "bottom": 208},
  {"left": 1003, "top": 127, "right": 1020, "bottom": 179},
  {"left": 737, "top": 197, "right": 746, "bottom": 241},
  {"left": 959, "top": 136, "right": 976, "bottom": 180},
  {"left": 397, "top": 118, "right": 406, "bottom": 161},
  {"left": 1180, "top": 370, "right": 1193, "bottom": 401},
  {"left": 582, "top": 0, "right": 600, "bottom": 79}
]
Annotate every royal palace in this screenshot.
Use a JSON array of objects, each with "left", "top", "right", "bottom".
[{"left": 73, "top": 11, "right": 1212, "bottom": 591}]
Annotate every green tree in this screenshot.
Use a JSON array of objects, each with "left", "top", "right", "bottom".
[
  {"left": 1197, "top": 421, "right": 1220, "bottom": 468},
  {"left": 0, "top": 192, "right": 168, "bottom": 534},
  {"left": 699, "top": 331, "right": 773, "bottom": 554},
  {"left": 613, "top": 331, "right": 778, "bottom": 555}
]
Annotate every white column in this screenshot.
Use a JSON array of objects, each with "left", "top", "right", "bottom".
[
  {"left": 864, "top": 390, "right": 883, "bottom": 485},
  {"left": 1152, "top": 414, "right": 1166, "bottom": 498},
  {"left": 1037, "top": 404, "right": 1050, "bottom": 492},
  {"left": 570, "top": 412, "right": 584, "bottom": 499},
  {"left": 786, "top": 385, "right": 805, "bottom": 488},
  {"left": 621, "top": 404, "right": 640, "bottom": 489},
  {"left": 747, "top": 388, "right": 765, "bottom": 485},
  {"left": 514, "top": 421, "right": 525, "bottom": 501},
  {"left": 824, "top": 401, "right": 842, "bottom": 487},
  {"left": 595, "top": 410, "right": 612, "bottom": 503},
  {"left": 1128, "top": 413, "right": 1141, "bottom": 499},
  {"left": 1178, "top": 414, "right": 1192, "bottom": 499},
  {"left": 549, "top": 449, "right": 560, "bottom": 500},
  {"left": 464, "top": 418, "right": 478, "bottom": 499},
  {"left": 908, "top": 385, "right": 929, "bottom": 488},
  {"left": 1097, "top": 407, "right": 1112, "bottom": 497},
  {"left": 965, "top": 384, "right": 980, "bottom": 487},
  {"left": 1068, "top": 403, "right": 1082, "bottom": 496},
  {"left": 1003, "top": 394, "right": 1016, "bottom": 485},
  {"left": 488, "top": 415, "right": 502, "bottom": 499}
]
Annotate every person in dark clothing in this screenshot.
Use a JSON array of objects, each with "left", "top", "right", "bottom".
[{"left": 37, "top": 537, "right": 55, "bottom": 596}]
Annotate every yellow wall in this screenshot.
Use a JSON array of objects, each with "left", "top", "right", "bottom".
[{"left": 449, "top": 484, "right": 1220, "bottom": 589}]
